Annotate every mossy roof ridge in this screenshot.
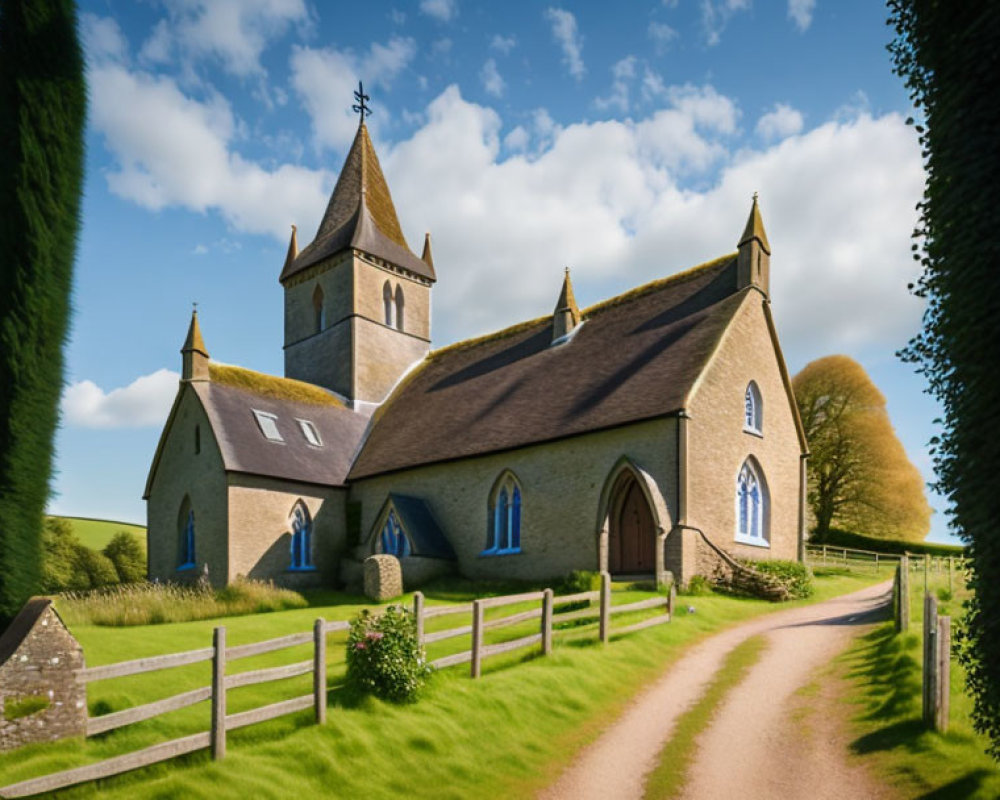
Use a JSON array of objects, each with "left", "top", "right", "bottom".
[
  {"left": 582, "top": 253, "right": 737, "bottom": 319},
  {"left": 427, "top": 315, "right": 551, "bottom": 360},
  {"left": 208, "top": 363, "right": 343, "bottom": 407},
  {"left": 359, "top": 125, "right": 408, "bottom": 250}
]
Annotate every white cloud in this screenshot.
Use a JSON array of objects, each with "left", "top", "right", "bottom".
[
  {"left": 504, "top": 126, "right": 530, "bottom": 152},
  {"left": 480, "top": 59, "right": 505, "bottom": 97},
  {"left": 89, "top": 62, "right": 329, "bottom": 240},
  {"left": 140, "top": 20, "right": 173, "bottom": 65},
  {"left": 420, "top": 0, "right": 457, "bottom": 22},
  {"left": 545, "top": 8, "right": 585, "bottom": 80},
  {"left": 756, "top": 103, "right": 804, "bottom": 141},
  {"left": 381, "top": 86, "right": 923, "bottom": 368},
  {"left": 63, "top": 370, "right": 180, "bottom": 428},
  {"left": 149, "top": 0, "right": 308, "bottom": 77},
  {"left": 81, "top": 13, "right": 129, "bottom": 65},
  {"left": 788, "top": 0, "right": 817, "bottom": 31},
  {"left": 490, "top": 34, "right": 517, "bottom": 55},
  {"left": 701, "top": 0, "right": 751, "bottom": 46},
  {"left": 648, "top": 21, "right": 679, "bottom": 54},
  {"left": 290, "top": 36, "right": 417, "bottom": 151},
  {"left": 595, "top": 56, "right": 637, "bottom": 114}
]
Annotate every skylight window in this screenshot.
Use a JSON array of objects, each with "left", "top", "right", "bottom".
[
  {"left": 252, "top": 409, "right": 283, "bottom": 442},
  {"left": 297, "top": 419, "right": 323, "bottom": 447}
]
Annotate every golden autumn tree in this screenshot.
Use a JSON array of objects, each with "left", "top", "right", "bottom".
[{"left": 792, "top": 355, "right": 931, "bottom": 542}]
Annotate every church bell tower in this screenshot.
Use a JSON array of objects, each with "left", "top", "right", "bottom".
[{"left": 279, "top": 88, "right": 435, "bottom": 411}]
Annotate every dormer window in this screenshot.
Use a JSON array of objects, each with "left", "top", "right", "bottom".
[
  {"left": 297, "top": 419, "right": 322, "bottom": 447},
  {"left": 252, "top": 409, "right": 283, "bottom": 442},
  {"left": 744, "top": 382, "right": 762, "bottom": 434}
]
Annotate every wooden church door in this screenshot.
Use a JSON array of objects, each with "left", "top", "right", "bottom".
[{"left": 609, "top": 476, "right": 655, "bottom": 574}]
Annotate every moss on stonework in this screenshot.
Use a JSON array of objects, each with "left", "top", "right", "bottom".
[
  {"left": 4, "top": 694, "right": 50, "bottom": 721},
  {"left": 208, "top": 363, "right": 343, "bottom": 407}
]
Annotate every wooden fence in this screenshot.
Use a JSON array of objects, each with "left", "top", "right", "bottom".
[{"left": 0, "top": 572, "right": 672, "bottom": 797}]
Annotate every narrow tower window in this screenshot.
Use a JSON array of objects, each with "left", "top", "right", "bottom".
[
  {"left": 744, "top": 382, "right": 763, "bottom": 433},
  {"left": 312, "top": 285, "right": 325, "bottom": 334},
  {"left": 383, "top": 281, "right": 394, "bottom": 327},
  {"left": 395, "top": 284, "right": 405, "bottom": 331},
  {"left": 178, "top": 500, "right": 196, "bottom": 569}
]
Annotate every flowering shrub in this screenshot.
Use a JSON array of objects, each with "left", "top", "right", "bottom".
[{"left": 346, "top": 605, "right": 430, "bottom": 703}]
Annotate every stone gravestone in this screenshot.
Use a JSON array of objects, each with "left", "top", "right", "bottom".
[
  {"left": 0, "top": 598, "right": 87, "bottom": 751},
  {"left": 363, "top": 555, "right": 403, "bottom": 601}
]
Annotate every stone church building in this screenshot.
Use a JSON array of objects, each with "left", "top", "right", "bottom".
[{"left": 145, "top": 119, "right": 808, "bottom": 591}]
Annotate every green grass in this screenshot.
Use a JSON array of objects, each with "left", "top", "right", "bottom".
[
  {"left": 0, "top": 570, "right": 889, "bottom": 798},
  {"left": 838, "top": 572, "right": 1000, "bottom": 799},
  {"left": 50, "top": 516, "right": 146, "bottom": 554},
  {"left": 643, "top": 635, "right": 768, "bottom": 799}
]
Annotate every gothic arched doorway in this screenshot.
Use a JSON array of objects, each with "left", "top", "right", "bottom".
[{"left": 608, "top": 472, "right": 656, "bottom": 574}]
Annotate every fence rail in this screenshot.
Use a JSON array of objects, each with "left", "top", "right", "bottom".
[{"left": 3, "top": 574, "right": 674, "bottom": 798}]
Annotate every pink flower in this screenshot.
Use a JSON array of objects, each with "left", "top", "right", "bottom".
[
  {"left": 354, "top": 642, "right": 366, "bottom": 650},
  {"left": 365, "top": 631, "right": 384, "bottom": 641}
]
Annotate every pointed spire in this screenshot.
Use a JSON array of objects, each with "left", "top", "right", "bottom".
[
  {"left": 283, "top": 224, "right": 298, "bottom": 275},
  {"left": 552, "top": 267, "right": 582, "bottom": 343},
  {"left": 181, "top": 307, "right": 210, "bottom": 381},
  {"left": 421, "top": 232, "right": 434, "bottom": 270},
  {"left": 738, "top": 191, "right": 770, "bottom": 254}
]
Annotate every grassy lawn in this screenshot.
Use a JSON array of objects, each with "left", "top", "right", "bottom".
[
  {"left": 50, "top": 516, "right": 147, "bottom": 553},
  {"left": 0, "top": 570, "right": 888, "bottom": 798},
  {"left": 838, "top": 568, "right": 1000, "bottom": 799}
]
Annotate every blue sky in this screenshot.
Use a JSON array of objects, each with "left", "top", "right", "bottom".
[{"left": 56, "top": 0, "right": 953, "bottom": 543}]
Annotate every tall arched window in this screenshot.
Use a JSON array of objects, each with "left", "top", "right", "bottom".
[
  {"left": 744, "top": 381, "right": 763, "bottom": 433},
  {"left": 735, "top": 459, "right": 769, "bottom": 545},
  {"left": 290, "top": 503, "right": 314, "bottom": 570},
  {"left": 312, "top": 285, "right": 325, "bottom": 334},
  {"left": 178, "top": 499, "right": 196, "bottom": 569},
  {"left": 484, "top": 473, "right": 522, "bottom": 554},
  {"left": 379, "top": 510, "right": 411, "bottom": 557},
  {"left": 383, "top": 280, "right": 394, "bottom": 327},
  {"left": 394, "top": 284, "right": 405, "bottom": 331}
]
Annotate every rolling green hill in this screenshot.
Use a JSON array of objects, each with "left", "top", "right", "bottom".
[{"left": 48, "top": 516, "right": 146, "bottom": 553}]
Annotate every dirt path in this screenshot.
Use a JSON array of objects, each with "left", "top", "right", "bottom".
[{"left": 538, "top": 582, "right": 891, "bottom": 800}]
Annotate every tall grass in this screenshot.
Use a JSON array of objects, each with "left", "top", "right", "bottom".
[{"left": 56, "top": 579, "right": 308, "bottom": 627}]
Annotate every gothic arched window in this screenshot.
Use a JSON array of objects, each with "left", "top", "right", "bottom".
[
  {"left": 383, "top": 281, "right": 394, "bottom": 327},
  {"left": 178, "top": 499, "right": 196, "bottom": 569},
  {"left": 379, "top": 510, "right": 411, "bottom": 557},
  {"left": 290, "top": 502, "right": 314, "bottom": 570},
  {"left": 484, "top": 473, "right": 522, "bottom": 554},
  {"left": 735, "top": 459, "right": 769, "bottom": 545},
  {"left": 312, "top": 285, "right": 325, "bottom": 334},
  {"left": 744, "top": 381, "right": 763, "bottom": 433},
  {"left": 395, "top": 284, "right": 405, "bottom": 331}
]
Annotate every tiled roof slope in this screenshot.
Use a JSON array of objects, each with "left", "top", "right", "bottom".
[
  {"left": 281, "top": 122, "right": 434, "bottom": 283},
  {"left": 350, "top": 253, "right": 745, "bottom": 479},
  {"left": 196, "top": 380, "right": 368, "bottom": 487}
]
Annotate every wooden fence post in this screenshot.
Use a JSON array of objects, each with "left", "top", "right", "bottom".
[
  {"left": 413, "top": 591, "right": 424, "bottom": 647},
  {"left": 313, "top": 618, "right": 326, "bottom": 725},
  {"left": 898, "top": 556, "right": 910, "bottom": 633},
  {"left": 599, "top": 571, "right": 611, "bottom": 644},
  {"left": 542, "top": 589, "right": 553, "bottom": 656},
  {"left": 822, "top": 544, "right": 827, "bottom": 565},
  {"left": 936, "top": 615, "right": 951, "bottom": 732},
  {"left": 843, "top": 547, "right": 848, "bottom": 567},
  {"left": 211, "top": 626, "right": 226, "bottom": 760},
  {"left": 471, "top": 599, "right": 484, "bottom": 679},
  {"left": 923, "top": 593, "right": 938, "bottom": 726},
  {"left": 924, "top": 555, "right": 929, "bottom": 593}
]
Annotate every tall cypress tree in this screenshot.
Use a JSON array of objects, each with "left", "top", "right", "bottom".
[
  {"left": 0, "top": 1, "right": 86, "bottom": 624},
  {"left": 888, "top": 1, "right": 1000, "bottom": 759}
]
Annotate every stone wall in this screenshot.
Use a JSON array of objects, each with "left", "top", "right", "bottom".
[
  {"left": 283, "top": 253, "right": 354, "bottom": 357},
  {"left": 350, "top": 418, "right": 678, "bottom": 583},
  {"left": 227, "top": 474, "right": 347, "bottom": 588},
  {"left": 0, "top": 600, "right": 86, "bottom": 752},
  {"left": 147, "top": 385, "right": 230, "bottom": 587},
  {"left": 686, "top": 292, "right": 803, "bottom": 563}
]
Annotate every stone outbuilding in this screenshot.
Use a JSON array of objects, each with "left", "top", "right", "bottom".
[
  {"left": 0, "top": 598, "right": 86, "bottom": 751},
  {"left": 146, "top": 116, "right": 808, "bottom": 593}
]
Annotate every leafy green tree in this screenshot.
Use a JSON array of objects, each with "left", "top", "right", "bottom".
[
  {"left": 793, "top": 355, "right": 931, "bottom": 543},
  {"left": 39, "top": 517, "right": 79, "bottom": 593},
  {"left": 103, "top": 532, "right": 146, "bottom": 584},
  {"left": 888, "top": 0, "right": 1000, "bottom": 758},
  {"left": 0, "top": 1, "right": 86, "bottom": 624}
]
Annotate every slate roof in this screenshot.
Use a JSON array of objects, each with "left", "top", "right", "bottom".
[
  {"left": 194, "top": 376, "right": 368, "bottom": 488},
  {"left": 280, "top": 122, "right": 434, "bottom": 283},
  {"left": 389, "top": 494, "right": 457, "bottom": 560},
  {"left": 0, "top": 597, "right": 55, "bottom": 667},
  {"left": 350, "top": 253, "right": 747, "bottom": 480}
]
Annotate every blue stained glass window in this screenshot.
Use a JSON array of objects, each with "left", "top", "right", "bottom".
[
  {"left": 179, "top": 509, "right": 196, "bottom": 568},
  {"left": 511, "top": 487, "right": 521, "bottom": 550},
  {"left": 380, "top": 510, "right": 410, "bottom": 558},
  {"left": 291, "top": 505, "right": 313, "bottom": 569},
  {"left": 485, "top": 474, "right": 522, "bottom": 554},
  {"left": 736, "top": 461, "right": 767, "bottom": 544}
]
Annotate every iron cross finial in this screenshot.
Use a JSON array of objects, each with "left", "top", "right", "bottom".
[
  {"left": 192, "top": 301, "right": 198, "bottom": 313},
  {"left": 352, "top": 81, "right": 371, "bottom": 122}
]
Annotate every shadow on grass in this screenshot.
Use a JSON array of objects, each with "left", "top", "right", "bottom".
[{"left": 916, "top": 770, "right": 995, "bottom": 800}]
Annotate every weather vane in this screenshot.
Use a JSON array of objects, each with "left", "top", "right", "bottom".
[{"left": 352, "top": 80, "right": 371, "bottom": 121}]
